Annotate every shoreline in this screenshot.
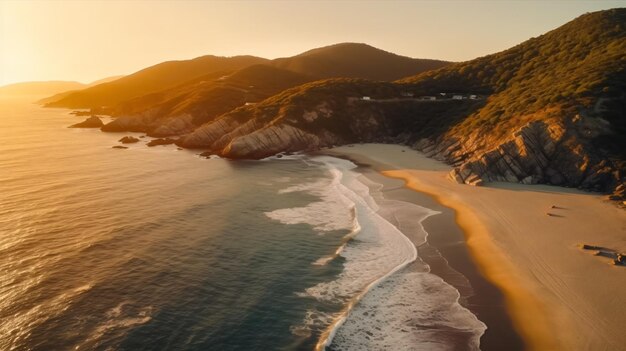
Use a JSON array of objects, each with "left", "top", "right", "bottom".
[
  {"left": 316, "top": 156, "right": 488, "bottom": 350},
  {"left": 382, "top": 171, "right": 555, "bottom": 350},
  {"left": 356, "top": 166, "right": 524, "bottom": 350},
  {"left": 322, "top": 153, "right": 524, "bottom": 350},
  {"left": 310, "top": 156, "right": 432, "bottom": 350},
  {"left": 322, "top": 143, "right": 626, "bottom": 351}
]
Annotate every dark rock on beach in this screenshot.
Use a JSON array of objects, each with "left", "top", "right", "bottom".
[
  {"left": 68, "top": 116, "right": 103, "bottom": 128},
  {"left": 147, "top": 138, "right": 177, "bottom": 147},
  {"left": 119, "top": 136, "right": 140, "bottom": 144}
]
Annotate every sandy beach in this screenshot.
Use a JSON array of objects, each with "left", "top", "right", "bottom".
[
  {"left": 351, "top": 166, "right": 523, "bottom": 350},
  {"left": 326, "top": 143, "right": 626, "bottom": 351}
]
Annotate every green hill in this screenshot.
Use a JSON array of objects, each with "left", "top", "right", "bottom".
[
  {"left": 45, "top": 55, "right": 268, "bottom": 108},
  {"left": 94, "top": 43, "right": 449, "bottom": 135},
  {"left": 399, "top": 8, "right": 626, "bottom": 153},
  {"left": 101, "top": 64, "right": 313, "bottom": 135},
  {"left": 395, "top": 8, "right": 625, "bottom": 191},
  {"left": 272, "top": 42, "right": 449, "bottom": 81},
  {"left": 44, "top": 43, "right": 449, "bottom": 112},
  {"left": 178, "top": 9, "right": 625, "bottom": 200}
]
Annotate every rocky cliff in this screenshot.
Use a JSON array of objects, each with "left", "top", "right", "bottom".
[
  {"left": 174, "top": 76, "right": 624, "bottom": 203},
  {"left": 416, "top": 114, "right": 623, "bottom": 197},
  {"left": 175, "top": 78, "right": 478, "bottom": 154},
  {"left": 78, "top": 10, "right": 626, "bottom": 203},
  {"left": 100, "top": 110, "right": 196, "bottom": 136}
]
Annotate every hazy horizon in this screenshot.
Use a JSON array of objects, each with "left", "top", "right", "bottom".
[{"left": 1, "top": 0, "right": 624, "bottom": 86}]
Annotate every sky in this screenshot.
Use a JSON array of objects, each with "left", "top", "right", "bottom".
[{"left": 0, "top": 0, "right": 623, "bottom": 86}]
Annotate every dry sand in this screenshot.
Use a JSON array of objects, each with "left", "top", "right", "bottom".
[{"left": 326, "top": 143, "right": 626, "bottom": 351}]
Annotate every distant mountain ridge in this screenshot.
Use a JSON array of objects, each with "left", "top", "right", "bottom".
[
  {"left": 35, "top": 76, "right": 124, "bottom": 104},
  {"left": 271, "top": 43, "right": 449, "bottom": 81},
  {"left": 0, "top": 76, "right": 125, "bottom": 100},
  {"left": 101, "top": 64, "right": 313, "bottom": 136},
  {"left": 45, "top": 55, "right": 269, "bottom": 108},
  {"left": 1, "top": 81, "right": 85, "bottom": 97},
  {"left": 46, "top": 43, "right": 450, "bottom": 136},
  {"left": 42, "top": 43, "right": 449, "bottom": 110}
]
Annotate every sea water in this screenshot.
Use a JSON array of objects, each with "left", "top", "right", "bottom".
[{"left": 0, "top": 98, "right": 484, "bottom": 350}]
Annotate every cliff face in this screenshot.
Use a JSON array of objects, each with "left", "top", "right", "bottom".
[
  {"left": 175, "top": 79, "right": 394, "bottom": 154},
  {"left": 223, "top": 125, "right": 332, "bottom": 159},
  {"left": 417, "top": 114, "right": 622, "bottom": 196},
  {"left": 397, "top": 8, "right": 626, "bottom": 202},
  {"left": 173, "top": 75, "right": 624, "bottom": 202},
  {"left": 100, "top": 111, "right": 196, "bottom": 136}
]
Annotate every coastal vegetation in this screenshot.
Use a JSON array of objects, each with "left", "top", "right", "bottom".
[
  {"left": 45, "top": 43, "right": 448, "bottom": 111},
  {"left": 400, "top": 8, "right": 626, "bottom": 154},
  {"left": 107, "top": 64, "right": 312, "bottom": 128},
  {"left": 38, "top": 9, "right": 626, "bottom": 201},
  {"left": 45, "top": 55, "right": 268, "bottom": 108},
  {"left": 272, "top": 42, "right": 449, "bottom": 81}
]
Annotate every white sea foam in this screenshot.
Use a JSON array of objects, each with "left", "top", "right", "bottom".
[
  {"left": 77, "top": 302, "right": 153, "bottom": 350},
  {"left": 265, "top": 162, "right": 358, "bottom": 233},
  {"left": 270, "top": 156, "right": 426, "bottom": 345},
  {"left": 311, "top": 219, "right": 361, "bottom": 266},
  {"left": 330, "top": 270, "right": 486, "bottom": 351},
  {"left": 290, "top": 308, "right": 335, "bottom": 338},
  {"left": 277, "top": 155, "right": 486, "bottom": 351}
]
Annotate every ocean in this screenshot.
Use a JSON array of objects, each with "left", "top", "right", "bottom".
[{"left": 0, "top": 98, "right": 485, "bottom": 350}]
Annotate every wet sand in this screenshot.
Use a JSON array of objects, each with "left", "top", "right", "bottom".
[{"left": 357, "top": 166, "right": 524, "bottom": 350}]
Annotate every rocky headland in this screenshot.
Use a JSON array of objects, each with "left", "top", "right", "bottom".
[
  {"left": 68, "top": 116, "right": 103, "bottom": 128},
  {"left": 52, "top": 9, "right": 624, "bottom": 203},
  {"left": 118, "top": 136, "right": 140, "bottom": 144}
]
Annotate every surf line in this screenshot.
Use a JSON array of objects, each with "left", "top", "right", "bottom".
[
  {"left": 313, "top": 169, "right": 431, "bottom": 350},
  {"left": 314, "top": 227, "right": 418, "bottom": 350},
  {"left": 313, "top": 206, "right": 361, "bottom": 266}
]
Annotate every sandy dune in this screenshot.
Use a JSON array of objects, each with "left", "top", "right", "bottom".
[{"left": 327, "top": 143, "right": 626, "bottom": 351}]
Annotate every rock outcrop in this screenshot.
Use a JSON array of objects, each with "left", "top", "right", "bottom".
[
  {"left": 118, "top": 136, "right": 140, "bottom": 144},
  {"left": 146, "top": 137, "right": 177, "bottom": 147},
  {"left": 101, "top": 112, "right": 195, "bottom": 137},
  {"left": 223, "top": 125, "right": 330, "bottom": 159},
  {"left": 178, "top": 112, "right": 340, "bottom": 159},
  {"left": 68, "top": 116, "right": 103, "bottom": 128},
  {"left": 175, "top": 87, "right": 623, "bottom": 203},
  {"left": 414, "top": 116, "right": 623, "bottom": 199}
]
